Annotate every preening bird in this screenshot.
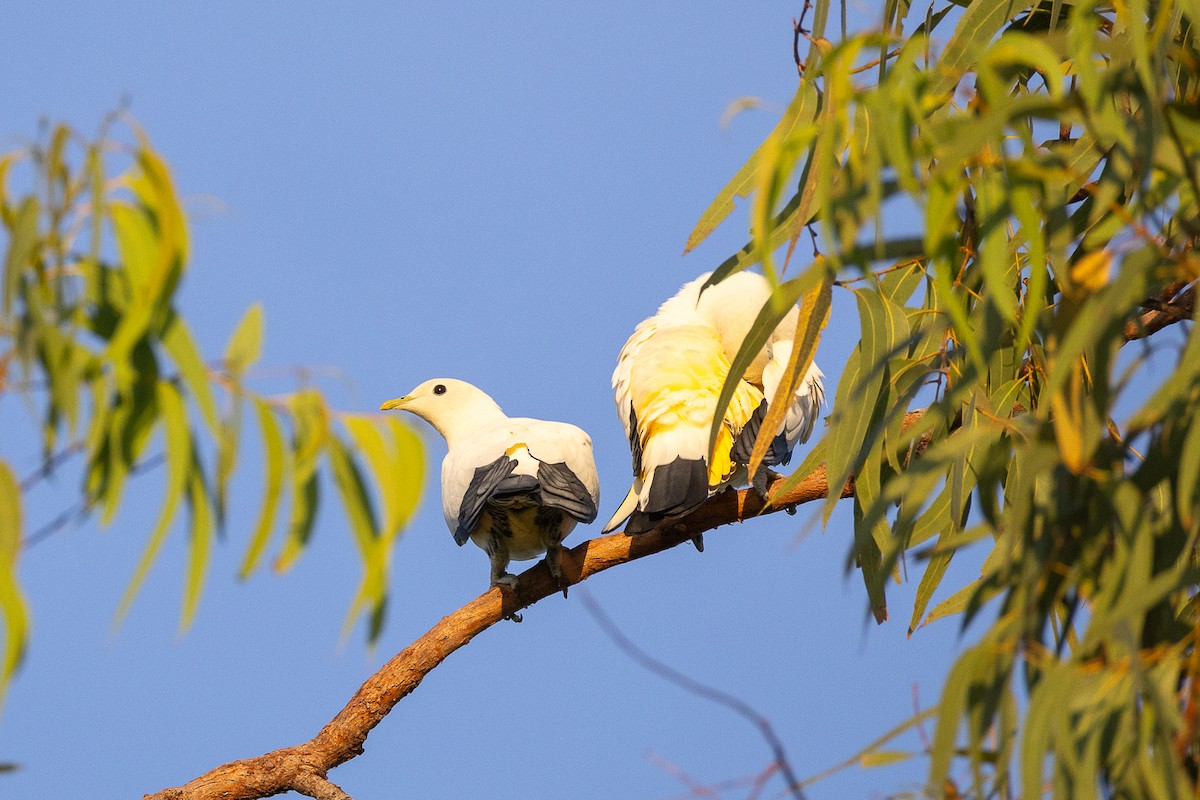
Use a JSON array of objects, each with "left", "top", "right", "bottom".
[
  {"left": 381, "top": 379, "right": 600, "bottom": 595},
  {"left": 603, "top": 270, "right": 825, "bottom": 540}
]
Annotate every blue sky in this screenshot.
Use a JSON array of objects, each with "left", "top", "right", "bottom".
[{"left": 1, "top": 4, "right": 980, "bottom": 798}]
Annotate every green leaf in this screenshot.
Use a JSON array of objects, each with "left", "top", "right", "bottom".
[
  {"left": 327, "top": 434, "right": 379, "bottom": 556},
  {"left": 114, "top": 380, "right": 191, "bottom": 628},
  {"left": 909, "top": 538, "right": 959, "bottom": 638},
  {"left": 275, "top": 472, "right": 318, "bottom": 574},
  {"left": 824, "top": 287, "right": 908, "bottom": 521},
  {"left": 928, "top": 0, "right": 1038, "bottom": 101},
  {"left": 343, "top": 414, "right": 424, "bottom": 540},
  {"left": 685, "top": 81, "right": 820, "bottom": 253},
  {"left": 929, "top": 642, "right": 990, "bottom": 789},
  {"left": 853, "top": 464, "right": 890, "bottom": 624},
  {"left": 105, "top": 139, "right": 190, "bottom": 374},
  {"left": 385, "top": 418, "right": 425, "bottom": 536},
  {"left": 180, "top": 455, "right": 214, "bottom": 632},
  {"left": 922, "top": 576, "right": 983, "bottom": 629},
  {"left": 859, "top": 750, "right": 912, "bottom": 768},
  {"left": 3, "top": 196, "right": 39, "bottom": 316},
  {"left": 98, "top": 377, "right": 160, "bottom": 527},
  {"left": 708, "top": 267, "right": 822, "bottom": 462},
  {"left": 765, "top": 435, "right": 828, "bottom": 503},
  {"left": 327, "top": 435, "right": 389, "bottom": 644},
  {"left": 0, "top": 461, "right": 30, "bottom": 699},
  {"left": 223, "top": 302, "right": 264, "bottom": 377},
  {"left": 1177, "top": 414, "right": 1200, "bottom": 528},
  {"left": 160, "top": 310, "right": 220, "bottom": 436},
  {"left": 746, "top": 270, "right": 832, "bottom": 479},
  {"left": 275, "top": 390, "right": 327, "bottom": 573},
  {"left": 239, "top": 397, "right": 288, "bottom": 579},
  {"left": 800, "top": 707, "right": 936, "bottom": 788}
]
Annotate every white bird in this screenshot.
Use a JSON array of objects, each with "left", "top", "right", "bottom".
[
  {"left": 381, "top": 379, "right": 600, "bottom": 595},
  {"left": 603, "top": 270, "right": 825, "bottom": 540}
]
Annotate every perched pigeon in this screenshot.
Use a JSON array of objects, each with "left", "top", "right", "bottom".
[
  {"left": 603, "top": 271, "right": 825, "bottom": 541},
  {"left": 381, "top": 379, "right": 599, "bottom": 594}
]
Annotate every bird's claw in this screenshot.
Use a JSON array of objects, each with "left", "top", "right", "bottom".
[
  {"left": 751, "top": 467, "right": 780, "bottom": 500},
  {"left": 493, "top": 573, "right": 520, "bottom": 591},
  {"left": 544, "top": 549, "right": 569, "bottom": 599},
  {"left": 492, "top": 574, "right": 523, "bottom": 622}
]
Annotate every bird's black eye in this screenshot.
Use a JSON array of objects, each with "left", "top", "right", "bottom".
[{"left": 433, "top": 384, "right": 447, "bottom": 395}]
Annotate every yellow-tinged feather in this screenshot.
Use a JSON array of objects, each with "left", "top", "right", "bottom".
[{"left": 628, "top": 325, "right": 764, "bottom": 489}]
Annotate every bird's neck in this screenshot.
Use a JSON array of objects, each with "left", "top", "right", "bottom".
[{"left": 436, "top": 400, "right": 508, "bottom": 448}]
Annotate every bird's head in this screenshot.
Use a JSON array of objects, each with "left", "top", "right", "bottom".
[{"left": 380, "top": 378, "right": 506, "bottom": 445}]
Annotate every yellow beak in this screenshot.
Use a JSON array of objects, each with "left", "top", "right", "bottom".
[{"left": 379, "top": 396, "right": 411, "bottom": 411}]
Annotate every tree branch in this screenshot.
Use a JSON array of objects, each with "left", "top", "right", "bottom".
[
  {"left": 144, "top": 454, "right": 855, "bottom": 800},
  {"left": 143, "top": 288, "right": 1196, "bottom": 800},
  {"left": 1123, "top": 281, "right": 1196, "bottom": 342}
]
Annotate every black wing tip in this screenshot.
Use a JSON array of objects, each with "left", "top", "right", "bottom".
[
  {"left": 623, "top": 509, "right": 659, "bottom": 535},
  {"left": 731, "top": 399, "right": 795, "bottom": 467},
  {"left": 630, "top": 456, "right": 708, "bottom": 531},
  {"left": 535, "top": 460, "right": 598, "bottom": 524}
]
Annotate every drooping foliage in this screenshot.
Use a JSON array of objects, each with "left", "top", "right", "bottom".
[
  {"left": 0, "top": 119, "right": 425, "bottom": 705},
  {"left": 699, "top": 0, "right": 1200, "bottom": 794}
]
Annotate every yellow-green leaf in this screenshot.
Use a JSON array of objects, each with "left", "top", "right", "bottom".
[
  {"left": 239, "top": 397, "right": 288, "bottom": 579},
  {"left": 180, "top": 457, "right": 214, "bottom": 632},
  {"left": 3, "top": 196, "right": 39, "bottom": 316},
  {"left": 685, "top": 81, "right": 820, "bottom": 253},
  {"left": 0, "top": 460, "right": 30, "bottom": 698},
  {"left": 223, "top": 303, "right": 264, "bottom": 377},
  {"left": 746, "top": 269, "right": 832, "bottom": 480},
  {"left": 114, "top": 380, "right": 190, "bottom": 628},
  {"left": 859, "top": 750, "right": 912, "bottom": 768},
  {"left": 327, "top": 434, "right": 379, "bottom": 556},
  {"left": 160, "top": 310, "right": 219, "bottom": 436},
  {"left": 275, "top": 391, "right": 326, "bottom": 573},
  {"left": 708, "top": 266, "right": 823, "bottom": 462}
]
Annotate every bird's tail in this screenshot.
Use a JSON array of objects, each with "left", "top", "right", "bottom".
[
  {"left": 623, "top": 456, "right": 709, "bottom": 535},
  {"left": 601, "top": 484, "right": 641, "bottom": 533}
]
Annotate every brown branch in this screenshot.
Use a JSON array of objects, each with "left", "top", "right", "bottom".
[
  {"left": 144, "top": 456, "right": 854, "bottom": 800},
  {"left": 1123, "top": 281, "right": 1196, "bottom": 342},
  {"left": 143, "top": 289, "right": 1195, "bottom": 800}
]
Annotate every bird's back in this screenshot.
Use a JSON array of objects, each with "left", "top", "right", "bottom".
[{"left": 441, "top": 416, "right": 598, "bottom": 532}]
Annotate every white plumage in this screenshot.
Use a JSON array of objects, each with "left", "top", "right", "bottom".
[
  {"left": 604, "top": 270, "right": 825, "bottom": 536},
  {"left": 381, "top": 379, "right": 600, "bottom": 592}
]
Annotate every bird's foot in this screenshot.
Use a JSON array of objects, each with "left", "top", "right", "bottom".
[
  {"left": 544, "top": 547, "right": 568, "bottom": 599},
  {"left": 751, "top": 466, "right": 781, "bottom": 500},
  {"left": 493, "top": 573, "right": 520, "bottom": 591},
  {"left": 492, "top": 574, "right": 523, "bottom": 622},
  {"left": 690, "top": 533, "right": 705, "bottom": 553}
]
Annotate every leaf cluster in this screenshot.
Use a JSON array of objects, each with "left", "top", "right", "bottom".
[
  {"left": 0, "top": 119, "right": 425, "bottom": 707},
  {"left": 695, "top": 0, "right": 1200, "bottom": 795}
]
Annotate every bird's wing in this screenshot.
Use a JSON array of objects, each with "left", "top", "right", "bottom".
[
  {"left": 760, "top": 340, "right": 826, "bottom": 458},
  {"left": 448, "top": 454, "right": 539, "bottom": 546},
  {"left": 612, "top": 317, "right": 658, "bottom": 478},
  {"left": 505, "top": 419, "right": 600, "bottom": 525}
]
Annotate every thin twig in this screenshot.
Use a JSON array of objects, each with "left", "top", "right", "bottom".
[
  {"left": 646, "top": 750, "right": 723, "bottom": 799},
  {"left": 792, "top": 1, "right": 814, "bottom": 73},
  {"left": 23, "top": 451, "right": 166, "bottom": 548},
  {"left": 580, "top": 590, "right": 808, "bottom": 800},
  {"left": 19, "top": 441, "right": 86, "bottom": 491}
]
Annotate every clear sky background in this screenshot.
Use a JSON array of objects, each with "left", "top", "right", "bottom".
[{"left": 1, "top": 4, "right": 984, "bottom": 798}]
